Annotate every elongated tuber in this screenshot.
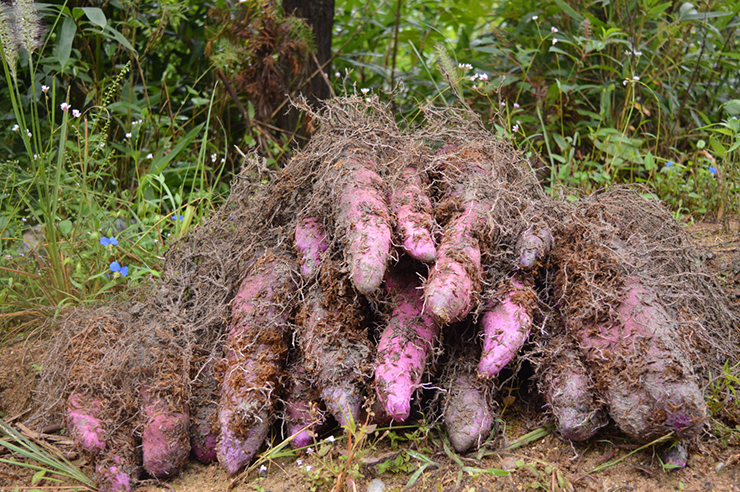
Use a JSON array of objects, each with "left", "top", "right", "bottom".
[
  {"left": 375, "top": 269, "right": 439, "bottom": 421},
  {"left": 477, "top": 278, "right": 536, "bottom": 378},
  {"left": 390, "top": 166, "right": 436, "bottom": 263},
  {"left": 217, "top": 252, "right": 297, "bottom": 474}
]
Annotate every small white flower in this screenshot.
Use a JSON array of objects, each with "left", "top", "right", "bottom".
[
  {"left": 512, "top": 124, "right": 519, "bottom": 133},
  {"left": 306, "top": 447, "right": 314, "bottom": 454},
  {"left": 27, "top": 130, "right": 32, "bottom": 137},
  {"left": 551, "top": 26, "right": 558, "bottom": 33},
  {"left": 624, "top": 50, "right": 632, "bottom": 55},
  {"left": 211, "top": 153, "right": 217, "bottom": 162},
  {"left": 633, "top": 75, "right": 640, "bottom": 81},
  {"left": 361, "top": 88, "right": 370, "bottom": 94},
  {"left": 326, "top": 435, "right": 336, "bottom": 443},
  {"left": 552, "top": 38, "right": 558, "bottom": 45},
  {"left": 365, "top": 97, "right": 371, "bottom": 102},
  {"left": 12, "top": 124, "right": 19, "bottom": 131},
  {"left": 500, "top": 101, "right": 506, "bottom": 107},
  {"left": 296, "top": 459, "right": 303, "bottom": 465},
  {"left": 634, "top": 50, "right": 642, "bottom": 56},
  {"left": 125, "top": 132, "right": 132, "bottom": 138},
  {"left": 21, "top": 217, "right": 27, "bottom": 222},
  {"left": 221, "top": 157, "right": 226, "bottom": 163},
  {"left": 259, "top": 465, "right": 267, "bottom": 473},
  {"left": 459, "top": 63, "right": 473, "bottom": 70},
  {"left": 335, "top": 72, "right": 341, "bottom": 77},
  {"left": 513, "top": 102, "right": 520, "bottom": 108},
  {"left": 470, "top": 74, "right": 478, "bottom": 81},
  {"left": 41, "top": 85, "right": 49, "bottom": 93},
  {"left": 305, "top": 465, "right": 313, "bottom": 471},
  {"left": 60, "top": 102, "right": 70, "bottom": 111},
  {"left": 623, "top": 79, "right": 628, "bottom": 85},
  {"left": 33, "top": 154, "right": 38, "bottom": 159},
  {"left": 72, "top": 109, "right": 81, "bottom": 118},
  {"left": 531, "top": 15, "right": 539, "bottom": 20},
  {"left": 479, "top": 72, "right": 488, "bottom": 81},
  {"left": 100, "top": 142, "right": 106, "bottom": 147},
  {"left": 137, "top": 119, "right": 143, "bottom": 125},
  {"left": 147, "top": 153, "right": 153, "bottom": 159}
]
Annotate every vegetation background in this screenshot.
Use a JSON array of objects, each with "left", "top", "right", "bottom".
[{"left": 0, "top": 0, "right": 738, "bottom": 332}]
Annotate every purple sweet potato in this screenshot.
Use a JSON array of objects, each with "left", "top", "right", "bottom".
[
  {"left": 477, "top": 278, "right": 536, "bottom": 378},
  {"left": 95, "top": 455, "right": 134, "bottom": 492},
  {"left": 66, "top": 392, "right": 106, "bottom": 455},
  {"left": 216, "top": 253, "right": 297, "bottom": 474},
  {"left": 516, "top": 226, "right": 553, "bottom": 270},
  {"left": 336, "top": 156, "right": 392, "bottom": 295},
  {"left": 297, "top": 278, "right": 373, "bottom": 427},
  {"left": 539, "top": 341, "right": 608, "bottom": 441},
  {"left": 295, "top": 218, "right": 328, "bottom": 278},
  {"left": 190, "top": 406, "right": 217, "bottom": 464},
  {"left": 390, "top": 166, "right": 436, "bottom": 263},
  {"left": 189, "top": 360, "right": 218, "bottom": 464},
  {"left": 140, "top": 388, "right": 190, "bottom": 479},
  {"left": 442, "top": 350, "right": 496, "bottom": 453},
  {"left": 283, "top": 361, "right": 325, "bottom": 449},
  {"left": 375, "top": 269, "right": 439, "bottom": 421},
  {"left": 577, "top": 280, "right": 707, "bottom": 441},
  {"left": 424, "top": 203, "right": 485, "bottom": 324}
]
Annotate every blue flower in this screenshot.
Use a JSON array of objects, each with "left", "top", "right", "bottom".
[
  {"left": 665, "top": 161, "right": 674, "bottom": 167},
  {"left": 100, "top": 236, "right": 119, "bottom": 246},
  {"left": 172, "top": 214, "right": 185, "bottom": 221},
  {"left": 109, "top": 261, "right": 129, "bottom": 277},
  {"left": 709, "top": 166, "right": 717, "bottom": 175}
]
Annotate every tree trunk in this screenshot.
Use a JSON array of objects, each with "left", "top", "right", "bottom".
[{"left": 283, "top": 0, "right": 334, "bottom": 104}]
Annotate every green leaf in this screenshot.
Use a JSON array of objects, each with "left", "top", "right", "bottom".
[
  {"left": 553, "top": 0, "right": 584, "bottom": 23},
  {"left": 32, "top": 469, "right": 45, "bottom": 485},
  {"left": 58, "top": 220, "right": 72, "bottom": 236},
  {"left": 723, "top": 100, "right": 740, "bottom": 116},
  {"left": 644, "top": 151, "right": 656, "bottom": 171},
  {"left": 103, "top": 26, "right": 136, "bottom": 53},
  {"left": 709, "top": 136, "right": 727, "bottom": 158},
  {"left": 81, "top": 7, "right": 107, "bottom": 28},
  {"left": 56, "top": 17, "right": 76, "bottom": 72}
]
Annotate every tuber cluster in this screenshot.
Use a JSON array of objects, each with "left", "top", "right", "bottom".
[{"left": 40, "top": 97, "right": 737, "bottom": 491}]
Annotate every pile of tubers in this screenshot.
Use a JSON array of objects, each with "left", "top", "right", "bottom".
[{"left": 47, "top": 99, "right": 730, "bottom": 491}]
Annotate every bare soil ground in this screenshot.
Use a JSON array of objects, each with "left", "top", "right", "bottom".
[{"left": 1, "top": 220, "right": 739, "bottom": 492}]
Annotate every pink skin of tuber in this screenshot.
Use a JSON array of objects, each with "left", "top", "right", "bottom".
[
  {"left": 444, "top": 373, "right": 495, "bottom": 453},
  {"left": 298, "top": 284, "right": 371, "bottom": 428},
  {"left": 477, "top": 279, "right": 533, "bottom": 378},
  {"left": 190, "top": 420, "right": 218, "bottom": 463},
  {"left": 424, "top": 204, "right": 484, "bottom": 325},
  {"left": 578, "top": 280, "right": 707, "bottom": 441},
  {"left": 375, "top": 270, "right": 439, "bottom": 422},
  {"left": 295, "top": 218, "right": 328, "bottom": 279},
  {"left": 217, "top": 257, "right": 295, "bottom": 474},
  {"left": 541, "top": 347, "right": 608, "bottom": 442},
  {"left": 140, "top": 389, "right": 190, "bottom": 479},
  {"left": 516, "top": 226, "right": 553, "bottom": 270},
  {"left": 66, "top": 392, "right": 106, "bottom": 456},
  {"left": 95, "top": 456, "right": 132, "bottom": 492},
  {"left": 390, "top": 166, "right": 436, "bottom": 263},
  {"left": 337, "top": 158, "right": 392, "bottom": 296},
  {"left": 284, "top": 364, "right": 325, "bottom": 449}
]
